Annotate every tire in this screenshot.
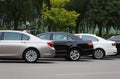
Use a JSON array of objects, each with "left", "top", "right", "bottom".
[
  {"left": 23, "top": 49, "right": 39, "bottom": 63},
  {"left": 93, "top": 49, "right": 105, "bottom": 59},
  {"left": 66, "top": 49, "right": 81, "bottom": 61}
]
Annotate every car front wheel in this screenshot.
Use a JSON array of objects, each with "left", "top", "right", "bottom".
[
  {"left": 66, "top": 49, "right": 81, "bottom": 61},
  {"left": 23, "top": 49, "right": 39, "bottom": 63},
  {"left": 93, "top": 49, "right": 105, "bottom": 59}
]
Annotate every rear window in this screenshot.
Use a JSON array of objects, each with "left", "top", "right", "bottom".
[
  {"left": 81, "top": 35, "right": 98, "bottom": 42},
  {"left": 22, "top": 34, "right": 30, "bottom": 40},
  {"left": 38, "top": 33, "right": 51, "bottom": 40},
  {"left": 53, "top": 33, "right": 73, "bottom": 41}
]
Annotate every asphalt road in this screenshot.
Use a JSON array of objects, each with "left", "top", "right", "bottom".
[{"left": 0, "top": 56, "right": 120, "bottom": 79}]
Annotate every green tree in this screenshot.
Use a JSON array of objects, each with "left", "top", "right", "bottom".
[
  {"left": 41, "top": 0, "right": 79, "bottom": 32},
  {"left": 0, "top": 0, "right": 35, "bottom": 30},
  {"left": 66, "top": 0, "right": 90, "bottom": 33},
  {"left": 89, "top": 0, "right": 120, "bottom": 37},
  {"left": 0, "top": 0, "right": 48, "bottom": 31}
]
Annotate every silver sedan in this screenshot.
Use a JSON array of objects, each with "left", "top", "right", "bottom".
[{"left": 0, "top": 30, "right": 55, "bottom": 63}]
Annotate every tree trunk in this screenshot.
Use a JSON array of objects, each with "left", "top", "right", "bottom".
[
  {"left": 48, "top": 25, "right": 51, "bottom": 32},
  {"left": 75, "top": 16, "right": 81, "bottom": 33},
  {"left": 46, "top": 0, "right": 51, "bottom": 10},
  {"left": 75, "top": 20, "right": 79, "bottom": 33},
  {"left": 98, "top": 22, "right": 102, "bottom": 37},
  {"left": 14, "top": 19, "right": 18, "bottom": 30},
  {"left": 106, "top": 23, "right": 110, "bottom": 38}
]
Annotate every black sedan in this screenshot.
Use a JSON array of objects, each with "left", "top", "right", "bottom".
[
  {"left": 108, "top": 35, "right": 120, "bottom": 55},
  {"left": 37, "top": 32, "right": 94, "bottom": 61}
]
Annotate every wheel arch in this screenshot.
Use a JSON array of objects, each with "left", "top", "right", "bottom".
[
  {"left": 22, "top": 47, "right": 40, "bottom": 59},
  {"left": 69, "top": 46, "right": 82, "bottom": 52},
  {"left": 95, "top": 48, "right": 106, "bottom": 56}
]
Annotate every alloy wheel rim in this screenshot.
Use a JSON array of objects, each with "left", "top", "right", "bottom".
[
  {"left": 26, "top": 50, "right": 37, "bottom": 62},
  {"left": 70, "top": 50, "right": 80, "bottom": 60},
  {"left": 94, "top": 49, "right": 104, "bottom": 59}
]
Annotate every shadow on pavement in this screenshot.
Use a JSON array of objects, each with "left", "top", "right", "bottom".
[
  {"left": 40, "top": 58, "right": 93, "bottom": 62},
  {"left": 0, "top": 55, "right": 119, "bottom": 63},
  {"left": 102, "top": 55, "right": 120, "bottom": 60},
  {"left": 78, "top": 55, "right": 120, "bottom": 61},
  {"left": 0, "top": 59, "right": 55, "bottom": 64}
]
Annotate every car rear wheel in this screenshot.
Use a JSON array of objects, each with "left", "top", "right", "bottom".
[
  {"left": 23, "top": 49, "right": 39, "bottom": 63},
  {"left": 66, "top": 49, "right": 81, "bottom": 61},
  {"left": 93, "top": 49, "right": 105, "bottom": 59}
]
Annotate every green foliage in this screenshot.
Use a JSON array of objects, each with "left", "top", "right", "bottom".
[
  {"left": 66, "top": 0, "right": 90, "bottom": 33},
  {"left": 41, "top": 0, "right": 79, "bottom": 31},
  {"left": 0, "top": 0, "right": 120, "bottom": 36},
  {"left": 0, "top": 0, "right": 44, "bottom": 30},
  {"left": 0, "top": 0, "right": 34, "bottom": 29},
  {"left": 66, "top": 0, "right": 120, "bottom": 37},
  {"left": 0, "top": 27, "right": 8, "bottom": 30},
  {"left": 51, "top": 0, "right": 70, "bottom": 8},
  {"left": 88, "top": 0, "right": 120, "bottom": 37}
]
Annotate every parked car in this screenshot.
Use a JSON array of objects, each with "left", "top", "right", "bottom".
[
  {"left": 0, "top": 30, "right": 55, "bottom": 63},
  {"left": 37, "top": 32, "right": 94, "bottom": 61},
  {"left": 108, "top": 35, "right": 120, "bottom": 55},
  {"left": 75, "top": 34, "right": 117, "bottom": 59}
]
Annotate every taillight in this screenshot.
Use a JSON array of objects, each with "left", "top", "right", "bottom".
[
  {"left": 112, "top": 43, "right": 116, "bottom": 46},
  {"left": 47, "top": 42, "right": 54, "bottom": 47},
  {"left": 87, "top": 42, "right": 93, "bottom": 46}
]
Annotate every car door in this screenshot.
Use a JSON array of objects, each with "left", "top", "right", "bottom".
[
  {"left": 52, "top": 33, "right": 73, "bottom": 55},
  {"left": 0, "top": 32, "right": 28, "bottom": 57}
]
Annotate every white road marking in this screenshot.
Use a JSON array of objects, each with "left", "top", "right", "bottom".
[{"left": 56, "top": 72, "right": 120, "bottom": 76}]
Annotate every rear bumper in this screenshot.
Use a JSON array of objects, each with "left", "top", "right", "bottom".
[
  {"left": 105, "top": 47, "right": 117, "bottom": 55},
  {"left": 81, "top": 49, "right": 94, "bottom": 56},
  {"left": 40, "top": 47, "right": 55, "bottom": 58}
]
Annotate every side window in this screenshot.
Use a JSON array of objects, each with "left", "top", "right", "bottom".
[
  {"left": 3, "top": 32, "right": 22, "bottom": 40},
  {"left": 82, "top": 35, "right": 98, "bottom": 42},
  {"left": 0, "top": 32, "right": 2, "bottom": 40},
  {"left": 53, "top": 33, "right": 73, "bottom": 41},
  {"left": 38, "top": 34, "right": 50, "bottom": 40},
  {"left": 22, "top": 34, "right": 30, "bottom": 40}
]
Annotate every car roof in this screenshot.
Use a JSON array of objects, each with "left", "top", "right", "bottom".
[
  {"left": 75, "top": 33, "right": 107, "bottom": 41},
  {"left": 43, "top": 32, "right": 63, "bottom": 33},
  {"left": 40, "top": 32, "right": 68, "bottom": 34},
  {"left": 39, "top": 32, "right": 73, "bottom": 35},
  {"left": 38, "top": 32, "right": 83, "bottom": 40},
  {"left": 0, "top": 30, "right": 30, "bottom": 34},
  {"left": 0, "top": 30, "right": 26, "bottom": 32}
]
